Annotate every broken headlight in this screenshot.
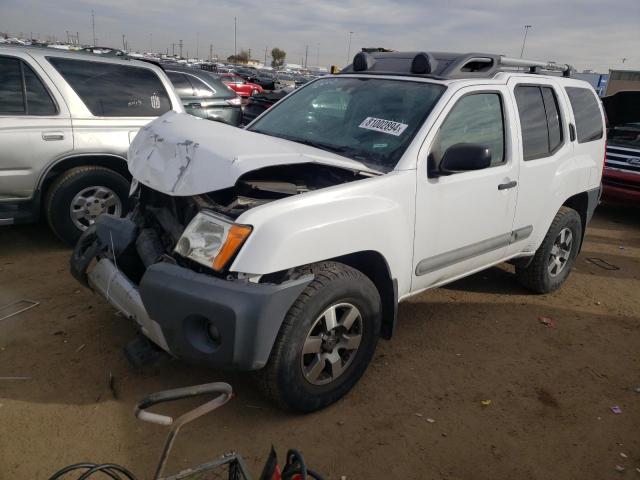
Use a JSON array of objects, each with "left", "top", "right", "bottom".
[{"left": 174, "top": 211, "right": 252, "bottom": 271}]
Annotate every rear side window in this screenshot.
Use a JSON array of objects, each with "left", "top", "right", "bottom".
[
  {"left": 0, "top": 57, "right": 57, "bottom": 115},
  {"left": 48, "top": 57, "right": 171, "bottom": 117},
  {"left": 565, "top": 87, "right": 603, "bottom": 143},
  {"left": 23, "top": 63, "right": 57, "bottom": 115},
  {"left": 0, "top": 57, "right": 24, "bottom": 114},
  {"left": 166, "top": 71, "right": 193, "bottom": 97},
  {"left": 515, "top": 85, "right": 564, "bottom": 160}
]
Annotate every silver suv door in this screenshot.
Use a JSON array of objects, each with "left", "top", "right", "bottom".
[{"left": 0, "top": 54, "right": 73, "bottom": 203}]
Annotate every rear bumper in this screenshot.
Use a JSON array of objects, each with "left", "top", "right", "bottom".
[{"left": 70, "top": 217, "right": 312, "bottom": 370}]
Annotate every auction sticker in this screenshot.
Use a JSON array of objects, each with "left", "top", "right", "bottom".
[{"left": 359, "top": 117, "right": 408, "bottom": 136}]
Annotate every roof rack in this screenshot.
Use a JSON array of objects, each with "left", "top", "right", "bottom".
[{"left": 339, "top": 51, "right": 573, "bottom": 79}]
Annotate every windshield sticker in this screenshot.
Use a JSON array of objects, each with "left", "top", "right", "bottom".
[{"left": 359, "top": 117, "right": 408, "bottom": 136}]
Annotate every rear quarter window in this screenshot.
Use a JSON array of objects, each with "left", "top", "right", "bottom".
[
  {"left": 565, "top": 87, "right": 603, "bottom": 143},
  {"left": 48, "top": 57, "right": 171, "bottom": 117}
]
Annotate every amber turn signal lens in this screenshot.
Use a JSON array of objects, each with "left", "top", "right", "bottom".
[{"left": 212, "top": 224, "right": 253, "bottom": 271}]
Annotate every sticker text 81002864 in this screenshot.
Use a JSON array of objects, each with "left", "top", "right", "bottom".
[{"left": 359, "top": 117, "right": 408, "bottom": 136}]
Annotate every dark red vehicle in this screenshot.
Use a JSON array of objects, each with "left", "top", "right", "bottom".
[
  {"left": 219, "top": 73, "right": 264, "bottom": 97},
  {"left": 602, "top": 91, "right": 640, "bottom": 204}
]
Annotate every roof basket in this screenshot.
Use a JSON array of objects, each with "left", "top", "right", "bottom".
[{"left": 339, "top": 51, "right": 573, "bottom": 79}]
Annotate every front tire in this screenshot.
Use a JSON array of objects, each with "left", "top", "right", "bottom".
[
  {"left": 516, "top": 206, "right": 583, "bottom": 293},
  {"left": 45, "top": 166, "right": 130, "bottom": 246},
  {"left": 259, "top": 262, "right": 381, "bottom": 413}
]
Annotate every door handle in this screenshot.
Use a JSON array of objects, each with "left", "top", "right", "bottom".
[
  {"left": 498, "top": 180, "right": 517, "bottom": 190},
  {"left": 42, "top": 131, "right": 64, "bottom": 141}
]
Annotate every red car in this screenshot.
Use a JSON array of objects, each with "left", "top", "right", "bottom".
[
  {"left": 602, "top": 91, "right": 640, "bottom": 204},
  {"left": 219, "top": 74, "right": 264, "bottom": 97}
]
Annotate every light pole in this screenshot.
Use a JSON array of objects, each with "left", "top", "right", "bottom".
[
  {"left": 519, "top": 25, "right": 532, "bottom": 58},
  {"left": 346, "top": 31, "right": 354, "bottom": 64},
  {"left": 234, "top": 17, "right": 237, "bottom": 58}
]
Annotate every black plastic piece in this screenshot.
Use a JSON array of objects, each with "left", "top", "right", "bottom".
[
  {"left": 124, "top": 334, "right": 172, "bottom": 368},
  {"left": 139, "top": 262, "right": 313, "bottom": 370},
  {"left": 69, "top": 225, "right": 103, "bottom": 287},
  {"left": 95, "top": 214, "right": 138, "bottom": 256}
]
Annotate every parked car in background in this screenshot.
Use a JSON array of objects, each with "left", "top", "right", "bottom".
[
  {"left": 72, "top": 51, "right": 604, "bottom": 412},
  {"left": 0, "top": 45, "right": 183, "bottom": 244},
  {"left": 602, "top": 90, "right": 640, "bottom": 204},
  {"left": 165, "top": 67, "right": 242, "bottom": 126},
  {"left": 275, "top": 74, "right": 296, "bottom": 89},
  {"left": 241, "top": 88, "right": 292, "bottom": 125},
  {"left": 249, "top": 74, "right": 277, "bottom": 91},
  {"left": 219, "top": 73, "right": 264, "bottom": 97}
]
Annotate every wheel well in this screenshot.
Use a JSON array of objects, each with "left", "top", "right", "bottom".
[
  {"left": 39, "top": 155, "right": 131, "bottom": 207},
  {"left": 562, "top": 191, "right": 589, "bottom": 248},
  {"left": 329, "top": 251, "right": 398, "bottom": 340}
]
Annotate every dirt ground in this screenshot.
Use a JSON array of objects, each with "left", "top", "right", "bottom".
[{"left": 1, "top": 204, "right": 639, "bottom": 480}]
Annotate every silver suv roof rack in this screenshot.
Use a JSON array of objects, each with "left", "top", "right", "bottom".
[{"left": 340, "top": 51, "right": 574, "bottom": 79}]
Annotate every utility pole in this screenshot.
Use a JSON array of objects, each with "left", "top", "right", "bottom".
[
  {"left": 66, "top": 30, "right": 70, "bottom": 43},
  {"left": 248, "top": 48, "right": 252, "bottom": 62},
  {"left": 91, "top": 9, "right": 96, "bottom": 46},
  {"left": 196, "top": 32, "right": 199, "bottom": 58},
  {"left": 346, "top": 31, "right": 354, "bottom": 64},
  {"left": 172, "top": 43, "right": 175, "bottom": 56},
  {"left": 179, "top": 39, "right": 183, "bottom": 58},
  {"left": 304, "top": 45, "right": 309, "bottom": 68},
  {"left": 519, "top": 25, "right": 532, "bottom": 58},
  {"left": 264, "top": 46, "right": 268, "bottom": 65},
  {"left": 122, "top": 34, "right": 126, "bottom": 51},
  {"left": 76, "top": 32, "right": 80, "bottom": 45},
  {"left": 234, "top": 17, "right": 237, "bottom": 58},
  {"left": 210, "top": 44, "right": 213, "bottom": 61},
  {"left": 316, "top": 43, "right": 320, "bottom": 68}
]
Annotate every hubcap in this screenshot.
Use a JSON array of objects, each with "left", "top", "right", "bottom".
[
  {"left": 70, "top": 186, "right": 122, "bottom": 231},
  {"left": 548, "top": 227, "right": 573, "bottom": 277},
  {"left": 301, "top": 302, "right": 363, "bottom": 386}
]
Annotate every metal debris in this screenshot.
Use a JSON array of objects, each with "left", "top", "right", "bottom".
[
  {"left": 586, "top": 257, "right": 620, "bottom": 271},
  {"left": 538, "top": 316, "right": 556, "bottom": 328},
  {"left": 0, "top": 299, "right": 40, "bottom": 322},
  {"left": 611, "top": 406, "right": 622, "bottom": 414},
  {"left": 481, "top": 400, "right": 492, "bottom": 407}
]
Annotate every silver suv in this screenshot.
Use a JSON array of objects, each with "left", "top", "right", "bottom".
[{"left": 0, "top": 46, "right": 183, "bottom": 244}]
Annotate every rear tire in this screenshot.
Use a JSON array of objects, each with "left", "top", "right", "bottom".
[
  {"left": 259, "top": 261, "right": 381, "bottom": 413},
  {"left": 45, "top": 166, "right": 130, "bottom": 246},
  {"left": 516, "top": 206, "right": 582, "bottom": 293}
]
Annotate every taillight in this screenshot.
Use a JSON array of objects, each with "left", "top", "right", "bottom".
[{"left": 226, "top": 97, "right": 242, "bottom": 106}]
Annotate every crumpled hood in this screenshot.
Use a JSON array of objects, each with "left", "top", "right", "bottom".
[{"left": 129, "top": 111, "right": 379, "bottom": 196}]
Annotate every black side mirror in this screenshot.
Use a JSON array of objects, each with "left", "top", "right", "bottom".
[{"left": 439, "top": 143, "right": 492, "bottom": 175}]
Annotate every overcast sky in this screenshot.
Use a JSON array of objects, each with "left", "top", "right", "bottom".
[{"left": 1, "top": 0, "right": 638, "bottom": 71}]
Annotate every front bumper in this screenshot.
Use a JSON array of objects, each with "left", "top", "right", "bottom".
[{"left": 71, "top": 217, "right": 312, "bottom": 370}]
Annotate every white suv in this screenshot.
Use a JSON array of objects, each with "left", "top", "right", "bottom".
[
  {"left": 71, "top": 51, "right": 605, "bottom": 412},
  {"left": 0, "top": 46, "right": 182, "bottom": 244}
]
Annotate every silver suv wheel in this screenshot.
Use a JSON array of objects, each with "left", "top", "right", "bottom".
[
  {"left": 548, "top": 227, "right": 573, "bottom": 277},
  {"left": 70, "top": 186, "right": 122, "bottom": 231},
  {"left": 301, "top": 302, "right": 363, "bottom": 386}
]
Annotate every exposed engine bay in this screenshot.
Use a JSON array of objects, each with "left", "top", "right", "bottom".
[{"left": 126, "top": 163, "right": 370, "bottom": 276}]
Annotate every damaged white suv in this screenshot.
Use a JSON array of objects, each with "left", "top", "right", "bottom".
[{"left": 71, "top": 51, "right": 605, "bottom": 412}]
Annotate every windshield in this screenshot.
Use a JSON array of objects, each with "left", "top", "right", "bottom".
[{"left": 248, "top": 77, "right": 445, "bottom": 171}]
